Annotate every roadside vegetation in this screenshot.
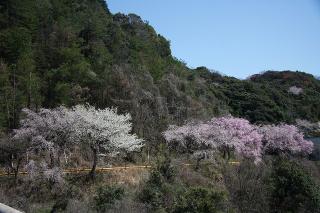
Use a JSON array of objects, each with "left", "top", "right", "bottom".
[{"left": 0, "top": 106, "right": 319, "bottom": 212}]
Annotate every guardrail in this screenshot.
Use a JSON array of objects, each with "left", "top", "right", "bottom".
[
  {"left": 0, "top": 203, "right": 23, "bottom": 213},
  {"left": 0, "top": 161, "right": 240, "bottom": 177}
]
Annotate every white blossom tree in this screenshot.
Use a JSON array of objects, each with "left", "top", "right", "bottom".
[
  {"left": 0, "top": 135, "right": 31, "bottom": 181},
  {"left": 295, "top": 119, "right": 320, "bottom": 137},
  {"left": 13, "top": 104, "right": 144, "bottom": 179},
  {"left": 24, "top": 160, "right": 64, "bottom": 185},
  {"left": 65, "top": 105, "right": 144, "bottom": 178},
  {"left": 13, "top": 107, "right": 74, "bottom": 167},
  {"left": 288, "top": 86, "right": 303, "bottom": 95}
]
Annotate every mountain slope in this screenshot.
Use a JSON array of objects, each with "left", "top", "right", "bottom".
[{"left": 0, "top": 0, "right": 319, "bottom": 143}]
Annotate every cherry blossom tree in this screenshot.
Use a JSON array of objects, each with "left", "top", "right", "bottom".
[
  {"left": 295, "top": 119, "right": 320, "bottom": 137},
  {"left": 259, "top": 124, "right": 313, "bottom": 156},
  {"left": 164, "top": 117, "right": 313, "bottom": 163},
  {"left": 202, "top": 117, "right": 262, "bottom": 162},
  {"left": 163, "top": 122, "right": 202, "bottom": 154},
  {"left": 163, "top": 116, "right": 262, "bottom": 163},
  {"left": 13, "top": 107, "right": 74, "bottom": 167},
  {"left": 24, "top": 160, "right": 64, "bottom": 185},
  {"left": 13, "top": 105, "right": 144, "bottom": 179},
  {"left": 0, "top": 135, "right": 31, "bottom": 181},
  {"left": 66, "top": 105, "right": 144, "bottom": 178},
  {"left": 288, "top": 86, "right": 303, "bottom": 95}
]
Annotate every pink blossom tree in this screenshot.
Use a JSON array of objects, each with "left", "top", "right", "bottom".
[
  {"left": 259, "top": 124, "right": 313, "bottom": 156},
  {"left": 163, "top": 116, "right": 263, "bottom": 163},
  {"left": 202, "top": 117, "right": 262, "bottom": 162}
]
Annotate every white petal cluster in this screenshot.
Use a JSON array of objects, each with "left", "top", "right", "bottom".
[
  {"left": 66, "top": 105, "right": 144, "bottom": 153},
  {"left": 13, "top": 107, "right": 72, "bottom": 151},
  {"left": 288, "top": 86, "right": 303, "bottom": 95},
  {"left": 13, "top": 104, "right": 143, "bottom": 158}
]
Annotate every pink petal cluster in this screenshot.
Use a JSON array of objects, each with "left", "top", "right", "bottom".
[
  {"left": 163, "top": 116, "right": 262, "bottom": 162},
  {"left": 163, "top": 116, "right": 314, "bottom": 162},
  {"left": 259, "top": 124, "right": 313, "bottom": 155},
  {"left": 204, "top": 117, "right": 262, "bottom": 162}
]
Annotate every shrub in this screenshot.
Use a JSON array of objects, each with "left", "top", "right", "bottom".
[
  {"left": 224, "top": 160, "right": 270, "bottom": 213},
  {"left": 173, "top": 187, "right": 227, "bottom": 213},
  {"left": 139, "top": 149, "right": 230, "bottom": 212},
  {"left": 268, "top": 158, "right": 320, "bottom": 213},
  {"left": 138, "top": 147, "right": 179, "bottom": 211},
  {"left": 94, "top": 185, "right": 125, "bottom": 212},
  {"left": 138, "top": 160, "right": 177, "bottom": 211},
  {"left": 138, "top": 170, "right": 165, "bottom": 209}
]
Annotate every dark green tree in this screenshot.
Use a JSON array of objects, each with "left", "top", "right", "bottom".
[{"left": 268, "top": 158, "right": 320, "bottom": 213}]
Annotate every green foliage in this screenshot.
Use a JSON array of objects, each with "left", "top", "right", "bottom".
[
  {"left": 155, "top": 144, "right": 176, "bottom": 182},
  {"left": 139, "top": 146, "right": 229, "bottom": 212},
  {"left": 249, "top": 71, "right": 320, "bottom": 123},
  {"left": 173, "top": 187, "right": 227, "bottom": 213},
  {"left": 139, "top": 165, "right": 228, "bottom": 212},
  {"left": 94, "top": 185, "right": 125, "bottom": 212},
  {"left": 268, "top": 158, "right": 320, "bottom": 213},
  {"left": 0, "top": 0, "right": 319, "bottom": 143},
  {"left": 139, "top": 170, "right": 172, "bottom": 210},
  {"left": 139, "top": 146, "right": 177, "bottom": 210}
]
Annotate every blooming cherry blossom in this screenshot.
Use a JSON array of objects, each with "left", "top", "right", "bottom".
[
  {"left": 288, "top": 86, "right": 303, "bottom": 95},
  {"left": 259, "top": 124, "right": 313, "bottom": 155},
  {"left": 163, "top": 116, "right": 262, "bottom": 163},
  {"left": 13, "top": 105, "right": 144, "bottom": 178},
  {"left": 13, "top": 107, "right": 74, "bottom": 167},
  {"left": 66, "top": 105, "right": 144, "bottom": 177}
]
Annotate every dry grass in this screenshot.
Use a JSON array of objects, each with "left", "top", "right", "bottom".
[{"left": 103, "top": 167, "right": 150, "bottom": 186}]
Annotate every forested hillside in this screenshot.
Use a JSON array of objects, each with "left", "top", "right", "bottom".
[
  {"left": 1, "top": 0, "right": 320, "bottom": 142},
  {"left": 1, "top": 1, "right": 320, "bottom": 212}
]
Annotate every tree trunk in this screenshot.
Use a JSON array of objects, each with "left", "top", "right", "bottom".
[
  {"left": 63, "top": 149, "right": 68, "bottom": 164},
  {"left": 12, "top": 68, "right": 16, "bottom": 128},
  {"left": 56, "top": 149, "right": 63, "bottom": 167},
  {"left": 4, "top": 92, "right": 10, "bottom": 130},
  {"left": 50, "top": 151, "right": 55, "bottom": 168},
  {"left": 14, "top": 158, "right": 21, "bottom": 183},
  {"left": 89, "top": 146, "right": 98, "bottom": 179},
  {"left": 27, "top": 71, "right": 31, "bottom": 108},
  {"left": 196, "top": 152, "right": 205, "bottom": 170},
  {"left": 227, "top": 149, "right": 231, "bottom": 160},
  {"left": 223, "top": 149, "right": 226, "bottom": 159},
  {"left": 8, "top": 155, "right": 13, "bottom": 175},
  {"left": 196, "top": 158, "right": 201, "bottom": 170}
]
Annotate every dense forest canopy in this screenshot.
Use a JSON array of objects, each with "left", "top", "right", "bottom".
[{"left": 0, "top": 0, "right": 319, "bottom": 143}]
